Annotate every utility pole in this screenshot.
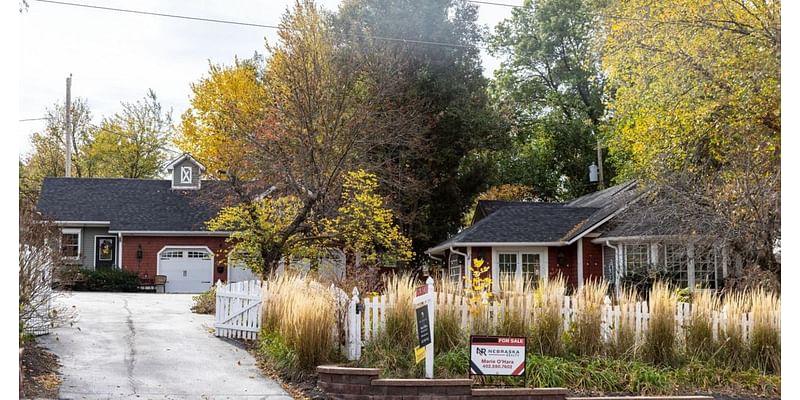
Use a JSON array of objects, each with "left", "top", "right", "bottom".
[{"left": 65, "top": 74, "right": 73, "bottom": 177}]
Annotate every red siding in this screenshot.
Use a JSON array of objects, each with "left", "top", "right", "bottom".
[
  {"left": 582, "top": 238, "right": 604, "bottom": 282},
  {"left": 548, "top": 244, "right": 578, "bottom": 287},
  {"left": 120, "top": 236, "right": 232, "bottom": 283},
  {"left": 471, "top": 247, "right": 492, "bottom": 280}
]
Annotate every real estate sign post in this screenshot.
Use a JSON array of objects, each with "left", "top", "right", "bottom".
[
  {"left": 413, "top": 277, "right": 435, "bottom": 378},
  {"left": 469, "top": 336, "right": 526, "bottom": 378}
]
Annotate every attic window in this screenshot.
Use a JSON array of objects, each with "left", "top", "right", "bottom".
[{"left": 181, "top": 166, "right": 192, "bottom": 184}]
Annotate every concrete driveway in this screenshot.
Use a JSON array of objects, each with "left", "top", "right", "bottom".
[{"left": 39, "top": 292, "right": 291, "bottom": 400}]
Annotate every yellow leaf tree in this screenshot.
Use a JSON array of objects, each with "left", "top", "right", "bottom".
[
  {"left": 323, "top": 170, "right": 413, "bottom": 265},
  {"left": 600, "top": 0, "right": 780, "bottom": 272},
  {"left": 176, "top": 57, "right": 268, "bottom": 179}
]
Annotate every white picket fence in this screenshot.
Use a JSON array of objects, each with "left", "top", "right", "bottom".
[
  {"left": 354, "top": 290, "right": 780, "bottom": 360},
  {"left": 214, "top": 280, "right": 263, "bottom": 340},
  {"left": 215, "top": 280, "right": 780, "bottom": 361}
]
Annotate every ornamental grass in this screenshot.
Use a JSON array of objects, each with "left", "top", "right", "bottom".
[
  {"left": 496, "top": 274, "right": 528, "bottom": 337},
  {"left": 685, "top": 289, "right": 719, "bottom": 360},
  {"left": 613, "top": 287, "right": 639, "bottom": 359},
  {"left": 643, "top": 281, "right": 677, "bottom": 366},
  {"left": 749, "top": 287, "right": 780, "bottom": 373},
  {"left": 435, "top": 277, "right": 466, "bottom": 353},
  {"left": 571, "top": 278, "right": 609, "bottom": 356},
  {"left": 531, "top": 275, "right": 566, "bottom": 356},
  {"left": 261, "top": 273, "right": 337, "bottom": 370}
]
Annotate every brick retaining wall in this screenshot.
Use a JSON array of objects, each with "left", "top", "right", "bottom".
[
  {"left": 317, "top": 366, "right": 567, "bottom": 400},
  {"left": 317, "top": 366, "right": 715, "bottom": 400}
]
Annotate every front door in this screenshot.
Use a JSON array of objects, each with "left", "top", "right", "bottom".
[{"left": 95, "top": 236, "right": 116, "bottom": 269}]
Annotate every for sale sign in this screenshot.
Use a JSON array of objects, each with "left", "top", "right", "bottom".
[{"left": 469, "top": 336, "right": 526, "bottom": 376}]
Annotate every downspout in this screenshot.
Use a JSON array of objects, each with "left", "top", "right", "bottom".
[
  {"left": 425, "top": 251, "right": 442, "bottom": 278},
  {"left": 450, "top": 246, "right": 469, "bottom": 288}
]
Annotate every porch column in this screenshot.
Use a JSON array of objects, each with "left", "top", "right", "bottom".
[{"left": 577, "top": 239, "right": 584, "bottom": 289}]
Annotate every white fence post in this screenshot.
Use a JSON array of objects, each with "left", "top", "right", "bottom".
[{"left": 347, "top": 287, "right": 362, "bottom": 360}]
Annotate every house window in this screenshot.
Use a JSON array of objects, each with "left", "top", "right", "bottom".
[
  {"left": 160, "top": 250, "right": 183, "bottom": 259},
  {"left": 625, "top": 244, "right": 649, "bottom": 273},
  {"left": 61, "top": 229, "right": 80, "bottom": 258},
  {"left": 448, "top": 253, "right": 463, "bottom": 284},
  {"left": 187, "top": 250, "right": 210, "bottom": 260},
  {"left": 694, "top": 247, "right": 717, "bottom": 289},
  {"left": 664, "top": 244, "right": 689, "bottom": 287},
  {"left": 498, "top": 253, "right": 517, "bottom": 288},
  {"left": 521, "top": 253, "right": 540, "bottom": 286},
  {"left": 181, "top": 166, "right": 192, "bottom": 184}
]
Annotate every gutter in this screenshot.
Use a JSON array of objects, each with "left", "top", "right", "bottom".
[{"left": 449, "top": 246, "right": 468, "bottom": 260}]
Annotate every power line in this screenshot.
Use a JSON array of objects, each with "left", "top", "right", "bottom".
[
  {"left": 19, "top": 117, "right": 49, "bottom": 122},
  {"left": 33, "top": 0, "right": 472, "bottom": 49},
  {"left": 467, "top": 1, "right": 520, "bottom": 8}
]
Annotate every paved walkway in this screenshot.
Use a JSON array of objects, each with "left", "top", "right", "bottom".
[{"left": 39, "top": 292, "right": 291, "bottom": 400}]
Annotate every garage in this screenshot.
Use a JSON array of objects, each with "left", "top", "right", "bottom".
[{"left": 157, "top": 247, "right": 214, "bottom": 293}]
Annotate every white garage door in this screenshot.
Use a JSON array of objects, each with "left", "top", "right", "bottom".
[{"left": 158, "top": 248, "right": 214, "bottom": 293}]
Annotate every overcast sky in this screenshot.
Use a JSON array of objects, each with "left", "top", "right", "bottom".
[{"left": 18, "top": 0, "right": 522, "bottom": 157}]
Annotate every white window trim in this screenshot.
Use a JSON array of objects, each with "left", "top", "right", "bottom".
[
  {"left": 181, "top": 166, "right": 192, "bottom": 184},
  {"left": 491, "top": 247, "right": 548, "bottom": 292},
  {"left": 61, "top": 228, "right": 81, "bottom": 260}
]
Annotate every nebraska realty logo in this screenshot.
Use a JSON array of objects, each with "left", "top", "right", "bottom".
[{"left": 470, "top": 336, "right": 526, "bottom": 376}]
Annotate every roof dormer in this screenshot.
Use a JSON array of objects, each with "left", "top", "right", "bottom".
[{"left": 165, "top": 153, "right": 206, "bottom": 190}]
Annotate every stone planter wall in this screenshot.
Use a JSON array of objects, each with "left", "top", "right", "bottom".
[{"left": 316, "top": 366, "right": 716, "bottom": 400}]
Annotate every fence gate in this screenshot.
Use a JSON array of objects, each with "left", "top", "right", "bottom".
[{"left": 214, "top": 280, "right": 263, "bottom": 340}]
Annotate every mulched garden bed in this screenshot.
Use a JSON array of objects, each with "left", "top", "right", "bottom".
[
  {"left": 244, "top": 340, "right": 328, "bottom": 400},
  {"left": 20, "top": 340, "right": 62, "bottom": 399}
]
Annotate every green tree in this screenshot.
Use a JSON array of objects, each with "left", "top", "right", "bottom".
[
  {"left": 489, "top": 0, "right": 611, "bottom": 199},
  {"left": 202, "top": 0, "right": 420, "bottom": 275},
  {"left": 23, "top": 97, "right": 97, "bottom": 182},
  {"left": 89, "top": 90, "right": 174, "bottom": 178},
  {"left": 334, "top": 0, "right": 509, "bottom": 259}
]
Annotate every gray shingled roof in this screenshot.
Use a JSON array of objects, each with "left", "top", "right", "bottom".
[
  {"left": 37, "top": 177, "right": 241, "bottom": 231},
  {"left": 428, "top": 202, "right": 598, "bottom": 252},
  {"left": 427, "top": 181, "right": 642, "bottom": 254}
]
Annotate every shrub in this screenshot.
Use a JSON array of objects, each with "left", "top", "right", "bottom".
[
  {"left": 257, "top": 331, "right": 301, "bottom": 380},
  {"left": 190, "top": 287, "right": 216, "bottom": 314},
  {"left": 360, "top": 330, "right": 421, "bottom": 378},
  {"left": 643, "top": 281, "right": 677, "bottom": 366},
  {"left": 531, "top": 275, "right": 566, "bottom": 356},
  {"left": 73, "top": 269, "right": 140, "bottom": 292},
  {"left": 571, "top": 278, "right": 608, "bottom": 356},
  {"left": 434, "top": 347, "right": 469, "bottom": 378}
]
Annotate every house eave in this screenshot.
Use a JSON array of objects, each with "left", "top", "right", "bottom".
[
  {"left": 590, "top": 234, "right": 695, "bottom": 244},
  {"left": 54, "top": 221, "right": 111, "bottom": 227},
  {"left": 426, "top": 241, "right": 567, "bottom": 255},
  {"left": 107, "top": 230, "right": 231, "bottom": 236}
]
